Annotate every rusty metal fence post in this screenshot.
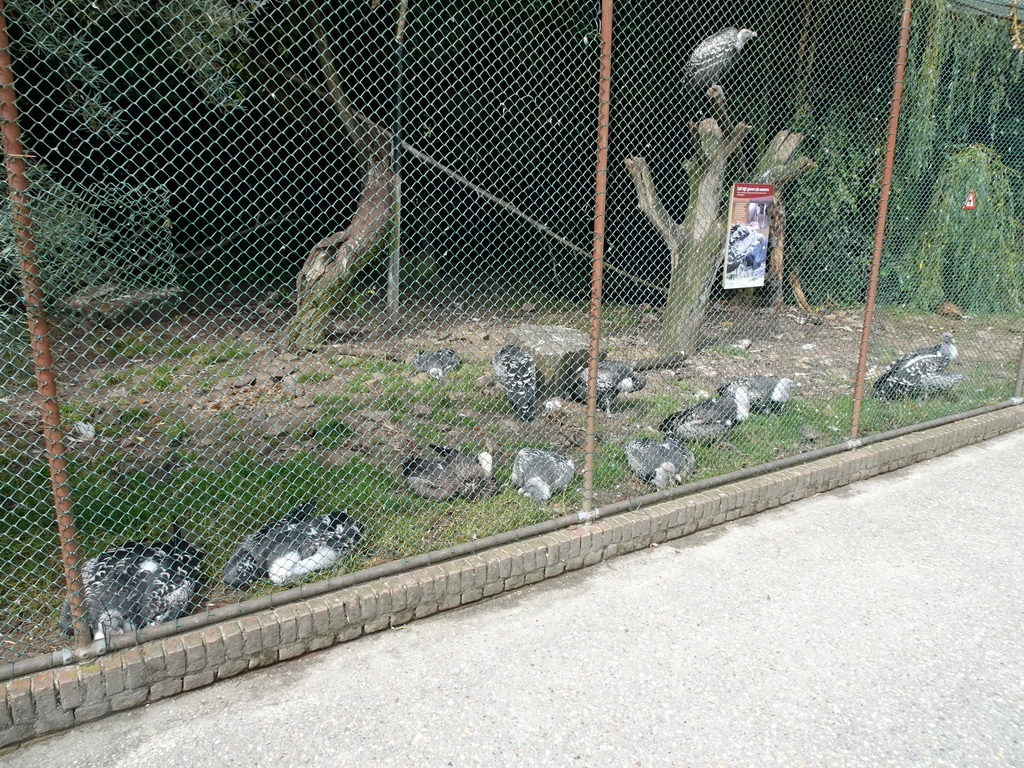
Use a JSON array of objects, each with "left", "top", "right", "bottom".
[
  {"left": 581, "top": 0, "right": 614, "bottom": 518},
  {"left": 0, "top": 0, "right": 90, "bottom": 647},
  {"left": 850, "top": 0, "right": 915, "bottom": 439}
]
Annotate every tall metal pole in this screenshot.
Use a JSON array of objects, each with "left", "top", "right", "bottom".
[
  {"left": 387, "top": 0, "right": 409, "bottom": 320},
  {"left": 851, "top": 0, "right": 915, "bottom": 438},
  {"left": 1014, "top": 336, "right": 1024, "bottom": 398},
  {"left": 0, "top": 0, "right": 91, "bottom": 646},
  {"left": 581, "top": 0, "right": 614, "bottom": 518}
]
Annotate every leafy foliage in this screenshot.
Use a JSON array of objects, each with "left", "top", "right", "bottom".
[
  {"left": 891, "top": 144, "right": 1024, "bottom": 312},
  {"left": 880, "top": 0, "right": 1024, "bottom": 312},
  {"left": 0, "top": 165, "right": 177, "bottom": 314},
  {"left": 4, "top": 0, "right": 1024, "bottom": 315}
]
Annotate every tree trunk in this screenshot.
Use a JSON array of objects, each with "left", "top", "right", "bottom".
[
  {"left": 285, "top": 129, "right": 396, "bottom": 349},
  {"left": 624, "top": 88, "right": 814, "bottom": 356},
  {"left": 282, "top": 3, "right": 399, "bottom": 351},
  {"left": 768, "top": 195, "right": 786, "bottom": 309}
]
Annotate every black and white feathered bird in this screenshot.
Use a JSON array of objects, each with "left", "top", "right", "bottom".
[
  {"left": 718, "top": 375, "right": 798, "bottom": 414},
  {"left": 726, "top": 224, "right": 770, "bottom": 274},
  {"left": 412, "top": 349, "right": 461, "bottom": 380},
  {"left": 493, "top": 345, "right": 539, "bottom": 421},
  {"left": 60, "top": 524, "right": 203, "bottom": 641},
  {"left": 873, "top": 332, "right": 961, "bottom": 400},
  {"left": 659, "top": 385, "right": 751, "bottom": 444},
  {"left": 623, "top": 435, "right": 696, "bottom": 488},
  {"left": 571, "top": 360, "right": 647, "bottom": 415},
  {"left": 512, "top": 448, "right": 576, "bottom": 501},
  {"left": 685, "top": 27, "right": 758, "bottom": 91},
  {"left": 403, "top": 444, "right": 499, "bottom": 500},
  {"left": 222, "top": 501, "right": 362, "bottom": 589}
]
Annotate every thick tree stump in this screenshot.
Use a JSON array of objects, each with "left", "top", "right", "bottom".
[
  {"left": 507, "top": 325, "right": 589, "bottom": 398},
  {"left": 625, "top": 86, "right": 814, "bottom": 357}
]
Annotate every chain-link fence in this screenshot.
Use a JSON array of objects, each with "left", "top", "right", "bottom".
[{"left": 1, "top": 0, "right": 1022, "bottom": 665}]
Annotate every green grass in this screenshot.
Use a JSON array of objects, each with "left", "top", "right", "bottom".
[
  {"left": 88, "top": 336, "right": 256, "bottom": 394},
  {"left": 311, "top": 393, "right": 358, "bottom": 411},
  {"left": 4, "top": 314, "right": 1019, "bottom": 660},
  {"left": 99, "top": 333, "right": 252, "bottom": 364},
  {"left": 312, "top": 414, "right": 357, "bottom": 450},
  {"left": 0, "top": 440, "right": 566, "bottom": 658},
  {"left": 295, "top": 370, "right": 335, "bottom": 384}
]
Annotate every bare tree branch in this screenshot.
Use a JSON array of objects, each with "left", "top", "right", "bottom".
[
  {"left": 261, "top": 58, "right": 667, "bottom": 295},
  {"left": 623, "top": 156, "right": 683, "bottom": 259}
]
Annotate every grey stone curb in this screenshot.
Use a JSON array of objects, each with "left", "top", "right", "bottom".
[{"left": 3, "top": 405, "right": 1022, "bottom": 750}]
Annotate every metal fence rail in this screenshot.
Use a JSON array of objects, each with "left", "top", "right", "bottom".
[{"left": 1, "top": 0, "right": 1022, "bottom": 666}]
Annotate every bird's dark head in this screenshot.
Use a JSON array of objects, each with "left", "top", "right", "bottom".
[
  {"left": 465, "top": 473, "right": 500, "bottom": 499},
  {"left": 325, "top": 511, "right": 362, "bottom": 551},
  {"left": 658, "top": 412, "right": 680, "bottom": 435},
  {"left": 737, "top": 28, "right": 757, "bottom": 48},
  {"left": 222, "top": 549, "right": 262, "bottom": 589}
]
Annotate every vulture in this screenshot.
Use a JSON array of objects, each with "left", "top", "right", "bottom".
[
  {"left": 412, "top": 349, "right": 461, "bottom": 380},
  {"left": 222, "top": 501, "right": 362, "bottom": 589},
  {"left": 726, "top": 224, "right": 770, "bottom": 274},
  {"left": 685, "top": 27, "right": 758, "bottom": 91},
  {"left": 493, "top": 345, "right": 539, "bottom": 421},
  {"left": 659, "top": 385, "right": 751, "bottom": 444},
  {"left": 718, "top": 375, "right": 798, "bottom": 414},
  {"left": 403, "top": 444, "right": 499, "bottom": 500},
  {"left": 623, "top": 435, "right": 696, "bottom": 488},
  {"left": 512, "top": 448, "right": 576, "bottom": 501},
  {"left": 60, "top": 523, "right": 204, "bottom": 641},
  {"left": 571, "top": 360, "right": 647, "bottom": 415},
  {"left": 873, "top": 332, "right": 962, "bottom": 400}
]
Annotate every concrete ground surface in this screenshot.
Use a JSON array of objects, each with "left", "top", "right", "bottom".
[{"left": 4, "top": 429, "right": 1023, "bottom": 767}]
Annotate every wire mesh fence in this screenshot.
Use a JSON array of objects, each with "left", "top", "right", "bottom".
[{"left": 1, "top": 0, "right": 1022, "bottom": 665}]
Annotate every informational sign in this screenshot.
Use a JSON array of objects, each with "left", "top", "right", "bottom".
[
  {"left": 723, "top": 183, "right": 774, "bottom": 290},
  {"left": 964, "top": 190, "right": 976, "bottom": 209}
]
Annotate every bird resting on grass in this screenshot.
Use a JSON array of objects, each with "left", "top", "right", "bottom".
[
  {"left": 222, "top": 501, "right": 362, "bottom": 589},
  {"left": 659, "top": 385, "right": 751, "bottom": 445},
  {"left": 512, "top": 447, "right": 576, "bottom": 501},
  {"left": 493, "top": 345, "right": 539, "bottom": 421},
  {"left": 61, "top": 523, "right": 204, "bottom": 641},
  {"left": 403, "top": 444, "right": 499, "bottom": 500},
  {"left": 718, "top": 375, "right": 797, "bottom": 414},
  {"left": 571, "top": 360, "right": 647, "bottom": 415},
  {"left": 873, "top": 332, "right": 962, "bottom": 400},
  {"left": 623, "top": 435, "right": 696, "bottom": 488},
  {"left": 412, "top": 349, "right": 461, "bottom": 380}
]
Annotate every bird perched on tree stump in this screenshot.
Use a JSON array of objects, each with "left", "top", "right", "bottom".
[{"left": 685, "top": 27, "right": 758, "bottom": 90}]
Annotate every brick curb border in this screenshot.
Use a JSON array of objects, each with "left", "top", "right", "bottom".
[{"left": 4, "top": 405, "right": 1023, "bottom": 749}]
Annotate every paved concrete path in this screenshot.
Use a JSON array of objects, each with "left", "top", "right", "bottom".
[{"left": 5, "top": 430, "right": 1024, "bottom": 767}]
